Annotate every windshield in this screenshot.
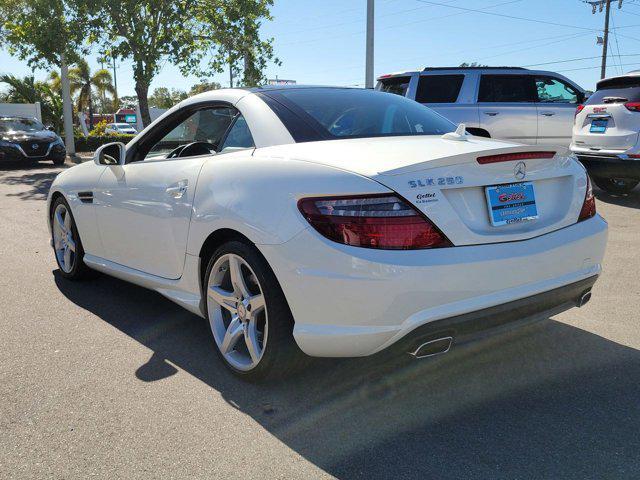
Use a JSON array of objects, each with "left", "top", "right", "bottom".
[
  {"left": 115, "top": 123, "right": 133, "bottom": 128},
  {"left": 0, "top": 118, "right": 45, "bottom": 133},
  {"left": 262, "top": 88, "right": 456, "bottom": 141}
]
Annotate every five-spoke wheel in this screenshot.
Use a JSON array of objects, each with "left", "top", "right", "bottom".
[
  {"left": 50, "top": 196, "right": 90, "bottom": 280},
  {"left": 204, "top": 241, "right": 305, "bottom": 380},
  {"left": 207, "top": 253, "right": 268, "bottom": 371},
  {"left": 52, "top": 203, "right": 77, "bottom": 273}
]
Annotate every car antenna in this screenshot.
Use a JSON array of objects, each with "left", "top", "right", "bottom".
[{"left": 442, "top": 123, "right": 468, "bottom": 141}]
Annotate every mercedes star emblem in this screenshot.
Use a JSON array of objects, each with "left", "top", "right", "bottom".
[{"left": 514, "top": 161, "right": 526, "bottom": 180}]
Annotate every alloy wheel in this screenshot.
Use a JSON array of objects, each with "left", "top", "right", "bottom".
[
  {"left": 52, "top": 203, "right": 76, "bottom": 273},
  {"left": 206, "top": 253, "right": 268, "bottom": 371}
]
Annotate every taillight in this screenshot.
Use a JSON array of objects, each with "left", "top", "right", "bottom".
[
  {"left": 575, "top": 104, "right": 585, "bottom": 116},
  {"left": 477, "top": 151, "right": 555, "bottom": 164},
  {"left": 625, "top": 102, "right": 640, "bottom": 112},
  {"left": 578, "top": 175, "right": 596, "bottom": 222},
  {"left": 297, "top": 194, "right": 452, "bottom": 250}
]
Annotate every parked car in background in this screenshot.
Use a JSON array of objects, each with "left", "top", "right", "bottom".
[
  {"left": 0, "top": 116, "right": 66, "bottom": 165},
  {"left": 48, "top": 86, "right": 606, "bottom": 381},
  {"left": 571, "top": 71, "right": 640, "bottom": 194},
  {"left": 376, "top": 67, "right": 585, "bottom": 146},
  {"left": 105, "top": 122, "right": 137, "bottom": 135}
]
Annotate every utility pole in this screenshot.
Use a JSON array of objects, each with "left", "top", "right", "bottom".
[
  {"left": 584, "top": 0, "right": 623, "bottom": 79},
  {"left": 365, "top": 0, "right": 374, "bottom": 88},
  {"left": 601, "top": 0, "right": 611, "bottom": 79}
]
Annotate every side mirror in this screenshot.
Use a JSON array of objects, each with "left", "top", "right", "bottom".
[{"left": 94, "top": 142, "right": 126, "bottom": 166}]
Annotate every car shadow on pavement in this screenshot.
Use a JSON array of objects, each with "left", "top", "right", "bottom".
[
  {"left": 54, "top": 270, "right": 640, "bottom": 479},
  {"left": 594, "top": 186, "right": 640, "bottom": 210}
]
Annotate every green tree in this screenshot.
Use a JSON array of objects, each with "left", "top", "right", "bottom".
[
  {"left": 50, "top": 60, "right": 115, "bottom": 126},
  {"left": 0, "top": 74, "right": 64, "bottom": 132},
  {"left": 189, "top": 81, "right": 222, "bottom": 96},
  {"left": 83, "top": 0, "right": 277, "bottom": 126},
  {"left": 148, "top": 87, "right": 188, "bottom": 109},
  {"left": 0, "top": 0, "right": 92, "bottom": 152}
]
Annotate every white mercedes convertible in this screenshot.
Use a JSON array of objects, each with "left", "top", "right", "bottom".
[{"left": 48, "top": 86, "right": 608, "bottom": 380}]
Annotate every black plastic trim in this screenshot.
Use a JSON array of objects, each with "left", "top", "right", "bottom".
[{"left": 383, "top": 275, "right": 599, "bottom": 356}]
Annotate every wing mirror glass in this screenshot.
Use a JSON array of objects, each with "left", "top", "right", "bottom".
[{"left": 94, "top": 142, "right": 126, "bottom": 166}]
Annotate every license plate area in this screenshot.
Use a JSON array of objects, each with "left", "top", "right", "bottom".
[
  {"left": 485, "top": 182, "right": 538, "bottom": 227},
  {"left": 590, "top": 119, "right": 608, "bottom": 133}
]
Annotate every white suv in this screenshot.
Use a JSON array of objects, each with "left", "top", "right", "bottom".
[
  {"left": 376, "top": 67, "right": 586, "bottom": 146},
  {"left": 571, "top": 71, "right": 640, "bottom": 194}
]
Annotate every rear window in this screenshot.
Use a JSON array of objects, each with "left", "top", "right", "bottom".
[
  {"left": 416, "top": 75, "right": 464, "bottom": 103},
  {"left": 588, "top": 78, "right": 640, "bottom": 105},
  {"left": 478, "top": 75, "right": 535, "bottom": 102},
  {"left": 262, "top": 88, "right": 455, "bottom": 141},
  {"left": 376, "top": 76, "right": 410, "bottom": 96}
]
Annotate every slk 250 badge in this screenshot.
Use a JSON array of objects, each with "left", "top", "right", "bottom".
[{"left": 408, "top": 176, "right": 464, "bottom": 188}]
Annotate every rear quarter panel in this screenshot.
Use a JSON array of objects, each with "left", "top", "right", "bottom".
[{"left": 186, "top": 151, "right": 392, "bottom": 254}]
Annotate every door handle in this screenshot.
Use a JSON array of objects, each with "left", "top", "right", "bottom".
[
  {"left": 540, "top": 112, "right": 555, "bottom": 117},
  {"left": 166, "top": 180, "right": 188, "bottom": 199},
  {"left": 484, "top": 111, "right": 499, "bottom": 116}
]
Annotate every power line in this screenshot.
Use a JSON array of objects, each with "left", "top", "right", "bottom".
[
  {"left": 558, "top": 61, "right": 640, "bottom": 72},
  {"left": 277, "top": 0, "right": 522, "bottom": 47},
  {"left": 414, "top": 0, "right": 601, "bottom": 31},
  {"left": 523, "top": 53, "right": 640, "bottom": 67}
]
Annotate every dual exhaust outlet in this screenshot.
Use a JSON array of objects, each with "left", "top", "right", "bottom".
[{"left": 408, "top": 288, "right": 593, "bottom": 360}]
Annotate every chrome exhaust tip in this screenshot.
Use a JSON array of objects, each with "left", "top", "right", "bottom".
[
  {"left": 409, "top": 336, "right": 453, "bottom": 359},
  {"left": 578, "top": 290, "right": 592, "bottom": 307}
]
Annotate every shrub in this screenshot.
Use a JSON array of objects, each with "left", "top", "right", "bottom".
[
  {"left": 74, "top": 134, "right": 135, "bottom": 152},
  {"left": 89, "top": 119, "right": 109, "bottom": 136}
]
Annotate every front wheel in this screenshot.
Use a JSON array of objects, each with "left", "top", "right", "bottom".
[
  {"left": 51, "top": 197, "right": 91, "bottom": 279},
  {"left": 593, "top": 176, "right": 639, "bottom": 194},
  {"left": 52, "top": 156, "right": 66, "bottom": 166},
  {"left": 203, "top": 240, "right": 306, "bottom": 381}
]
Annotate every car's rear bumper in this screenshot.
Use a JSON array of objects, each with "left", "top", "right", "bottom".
[
  {"left": 259, "top": 215, "right": 608, "bottom": 357},
  {"left": 384, "top": 274, "right": 597, "bottom": 358},
  {"left": 575, "top": 153, "right": 640, "bottom": 180}
]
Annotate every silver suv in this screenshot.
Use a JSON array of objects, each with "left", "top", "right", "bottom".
[
  {"left": 376, "top": 67, "right": 585, "bottom": 146},
  {"left": 571, "top": 71, "right": 640, "bottom": 194}
]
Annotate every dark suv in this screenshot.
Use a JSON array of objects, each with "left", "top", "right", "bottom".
[{"left": 0, "top": 117, "right": 66, "bottom": 165}]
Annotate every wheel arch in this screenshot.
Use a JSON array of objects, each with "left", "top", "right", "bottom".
[
  {"left": 48, "top": 190, "right": 66, "bottom": 230},
  {"left": 198, "top": 228, "right": 257, "bottom": 287}
]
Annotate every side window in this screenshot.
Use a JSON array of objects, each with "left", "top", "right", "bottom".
[
  {"left": 144, "top": 107, "right": 235, "bottom": 160},
  {"left": 377, "top": 76, "right": 411, "bottom": 96},
  {"left": 535, "top": 77, "right": 579, "bottom": 104},
  {"left": 219, "top": 114, "right": 255, "bottom": 152},
  {"left": 415, "top": 75, "right": 464, "bottom": 103},
  {"left": 478, "top": 75, "right": 535, "bottom": 103}
]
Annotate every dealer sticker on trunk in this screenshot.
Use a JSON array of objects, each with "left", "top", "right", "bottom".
[{"left": 485, "top": 182, "right": 538, "bottom": 227}]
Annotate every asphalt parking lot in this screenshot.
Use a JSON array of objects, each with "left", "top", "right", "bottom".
[{"left": 1, "top": 161, "right": 639, "bottom": 479}]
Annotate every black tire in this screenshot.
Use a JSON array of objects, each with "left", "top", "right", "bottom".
[
  {"left": 593, "top": 176, "right": 639, "bottom": 194},
  {"left": 50, "top": 196, "right": 92, "bottom": 280},
  {"left": 52, "top": 156, "right": 66, "bottom": 166},
  {"left": 203, "top": 240, "right": 308, "bottom": 381}
]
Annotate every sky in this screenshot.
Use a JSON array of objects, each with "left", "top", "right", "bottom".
[{"left": 2, "top": 0, "right": 640, "bottom": 96}]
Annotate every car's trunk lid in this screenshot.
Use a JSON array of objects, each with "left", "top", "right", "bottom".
[{"left": 260, "top": 135, "right": 585, "bottom": 246}]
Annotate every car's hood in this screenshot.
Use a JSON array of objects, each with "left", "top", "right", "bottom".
[
  {"left": 1, "top": 130, "right": 58, "bottom": 142},
  {"left": 257, "top": 135, "right": 571, "bottom": 178}
]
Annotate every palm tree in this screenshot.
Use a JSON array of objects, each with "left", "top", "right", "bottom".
[
  {"left": 50, "top": 59, "right": 115, "bottom": 129},
  {"left": 0, "top": 75, "right": 64, "bottom": 132}
]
